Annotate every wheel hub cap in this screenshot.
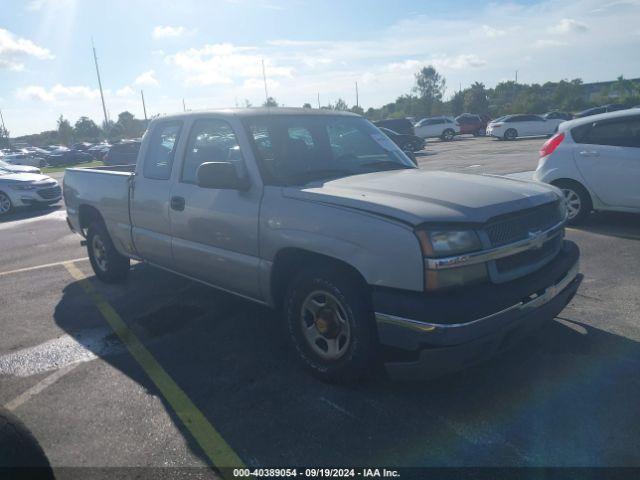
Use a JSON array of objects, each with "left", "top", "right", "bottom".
[{"left": 301, "top": 291, "right": 351, "bottom": 360}]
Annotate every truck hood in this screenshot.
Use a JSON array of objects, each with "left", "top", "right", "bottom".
[
  {"left": 283, "top": 169, "right": 559, "bottom": 225},
  {"left": 0, "top": 172, "right": 56, "bottom": 185}
]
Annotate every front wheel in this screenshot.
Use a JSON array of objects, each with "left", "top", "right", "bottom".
[
  {"left": 0, "top": 192, "right": 12, "bottom": 217},
  {"left": 284, "top": 265, "right": 378, "bottom": 383},
  {"left": 87, "top": 221, "right": 130, "bottom": 283},
  {"left": 504, "top": 128, "right": 518, "bottom": 140},
  {"left": 441, "top": 129, "right": 455, "bottom": 141}
]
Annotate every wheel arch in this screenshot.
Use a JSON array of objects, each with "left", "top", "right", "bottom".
[
  {"left": 78, "top": 204, "right": 105, "bottom": 232},
  {"left": 269, "top": 247, "right": 369, "bottom": 310}
]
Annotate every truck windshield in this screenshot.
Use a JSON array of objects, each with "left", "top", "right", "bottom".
[{"left": 242, "top": 115, "right": 415, "bottom": 185}]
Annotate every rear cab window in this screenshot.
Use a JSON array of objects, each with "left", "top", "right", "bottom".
[{"left": 143, "top": 121, "right": 183, "bottom": 180}]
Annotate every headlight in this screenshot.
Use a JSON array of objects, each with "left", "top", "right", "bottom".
[
  {"left": 557, "top": 196, "right": 568, "bottom": 221},
  {"left": 10, "top": 184, "right": 37, "bottom": 191},
  {"left": 415, "top": 228, "right": 487, "bottom": 290},
  {"left": 415, "top": 229, "right": 482, "bottom": 257}
]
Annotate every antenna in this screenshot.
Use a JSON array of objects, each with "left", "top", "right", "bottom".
[
  {"left": 262, "top": 59, "right": 269, "bottom": 103},
  {"left": 141, "top": 90, "right": 147, "bottom": 121},
  {"left": 92, "top": 38, "right": 109, "bottom": 128}
]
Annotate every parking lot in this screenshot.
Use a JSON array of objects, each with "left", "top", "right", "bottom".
[{"left": 1, "top": 136, "right": 639, "bottom": 474}]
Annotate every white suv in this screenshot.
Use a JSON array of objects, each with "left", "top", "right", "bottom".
[
  {"left": 534, "top": 109, "right": 640, "bottom": 224},
  {"left": 414, "top": 116, "right": 460, "bottom": 141}
]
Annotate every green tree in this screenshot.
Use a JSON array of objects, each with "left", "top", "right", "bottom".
[
  {"left": 333, "top": 98, "right": 349, "bottom": 111},
  {"left": 448, "top": 91, "right": 465, "bottom": 116},
  {"left": 263, "top": 97, "right": 278, "bottom": 107},
  {"left": 464, "top": 82, "right": 489, "bottom": 114},
  {"left": 350, "top": 105, "right": 364, "bottom": 115},
  {"left": 74, "top": 116, "right": 100, "bottom": 141},
  {"left": 302, "top": 102, "right": 312, "bottom": 109},
  {"left": 413, "top": 65, "right": 446, "bottom": 116},
  {"left": 57, "top": 115, "right": 74, "bottom": 145},
  {"left": 0, "top": 125, "right": 10, "bottom": 149}
]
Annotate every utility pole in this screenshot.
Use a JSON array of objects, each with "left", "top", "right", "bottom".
[
  {"left": 140, "top": 90, "right": 147, "bottom": 121},
  {"left": 0, "top": 109, "right": 6, "bottom": 132},
  {"left": 355, "top": 81, "right": 359, "bottom": 108},
  {"left": 261, "top": 59, "right": 269, "bottom": 103},
  {"left": 91, "top": 38, "right": 109, "bottom": 128},
  {"left": 182, "top": 98, "right": 186, "bottom": 112},
  {"left": 515, "top": 70, "right": 518, "bottom": 84},
  {"left": 317, "top": 92, "right": 321, "bottom": 109}
]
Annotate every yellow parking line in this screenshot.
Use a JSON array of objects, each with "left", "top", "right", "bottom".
[
  {"left": 0, "top": 257, "right": 88, "bottom": 278},
  {"left": 63, "top": 261, "right": 245, "bottom": 473}
]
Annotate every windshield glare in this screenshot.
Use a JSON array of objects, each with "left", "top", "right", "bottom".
[{"left": 243, "top": 115, "right": 415, "bottom": 185}]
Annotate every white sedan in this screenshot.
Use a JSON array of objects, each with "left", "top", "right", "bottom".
[
  {"left": 414, "top": 116, "right": 460, "bottom": 141},
  {"left": 0, "top": 167, "right": 62, "bottom": 216},
  {"left": 534, "top": 109, "right": 640, "bottom": 224},
  {"left": 0, "top": 159, "right": 41, "bottom": 174},
  {"left": 487, "top": 114, "right": 561, "bottom": 140},
  {"left": 2, "top": 152, "right": 48, "bottom": 168}
]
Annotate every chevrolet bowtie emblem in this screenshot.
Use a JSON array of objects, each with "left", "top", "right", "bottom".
[{"left": 528, "top": 230, "right": 545, "bottom": 249}]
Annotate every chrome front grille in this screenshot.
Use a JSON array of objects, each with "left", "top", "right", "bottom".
[
  {"left": 495, "top": 235, "right": 562, "bottom": 274},
  {"left": 486, "top": 201, "right": 562, "bottom": 247},
  {"left": 37, "top": 186, "right": 62, "bottom": 199}
]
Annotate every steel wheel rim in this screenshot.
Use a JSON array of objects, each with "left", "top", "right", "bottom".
[
  {"left": 92, "top": 234, "right": 108, "bottom": 272},
  {"left": 300, "top": 290, "right": 351, "bottom": 360},
  {"left": 562, "top": 188, "right": 581, "bottom": 219},
  {"left": 0, "top": 193, "right": 11, "bottom": 214}
]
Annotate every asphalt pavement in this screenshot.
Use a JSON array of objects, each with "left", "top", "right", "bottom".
[{"left": 1, "top": 136, "right": 639, "bottom": 474}]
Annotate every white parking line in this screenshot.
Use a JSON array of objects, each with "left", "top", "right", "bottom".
[
  {"left": 0, "top": 257, "right": 89, "bottom": 278},
  {"left": 4, "top": 363, "right": 79, "bottom": 411}
]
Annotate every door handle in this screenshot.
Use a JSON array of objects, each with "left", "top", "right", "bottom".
[
  {"left": 579, "top": 150, "right": 599, "bottom": 157},
  {"left": 170, "top": 196, "right": 185, "bottom": 211}
]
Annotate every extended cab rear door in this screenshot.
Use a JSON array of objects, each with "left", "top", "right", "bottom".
[
  {"left": 130, "top": 120, "right": 184, "bottom": 266},
  {"left": 168, "top": 116, "right": 263, "bottom": 300}
]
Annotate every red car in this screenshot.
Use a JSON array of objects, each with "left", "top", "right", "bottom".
[{"left": 455, "top": 113, "right": 491, "bottom": 136}]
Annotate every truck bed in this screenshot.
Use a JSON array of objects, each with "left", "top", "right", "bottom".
[{"left": 63, "top": 165, "right": 135, "bottom": 247}]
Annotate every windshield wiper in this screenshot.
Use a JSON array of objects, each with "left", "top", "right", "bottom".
[
  {"left": 359, "top": 160, "right": 413, "bottom": 171},
  {"left": 288, "top": 169, "right": 354, "bottom": 185}
]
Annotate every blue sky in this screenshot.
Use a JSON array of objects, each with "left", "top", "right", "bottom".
[{"left": 1, "top": 0, "right": 640, "bottom": 136}]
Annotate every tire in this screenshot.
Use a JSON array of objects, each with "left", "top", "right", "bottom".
[
  {"left": 504, "top": 128, "right": 518, "bottom": 140},
  {"left": 553, "top": 180, "right": 592, "bottom": 225},
  {"left": 0, "top": 408, "right": 53, "bottom": 474},
  {"left": 284, "top": 264, "right": 378, "bottom": 383},
  {"left": 87, "top": 221, "right": 130, "bottom": 283},
  {"left": 441, "top": 129, "right": 455, "bottom": 141},
  {"left": 0, "top": 191, "right": 12, "bottom": 217}
]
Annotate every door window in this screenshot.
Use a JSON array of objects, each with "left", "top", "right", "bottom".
[
  {"left": 580, "top": 117, "right": 640, "bottom": 147},
  {"left": 143, "top": 122, "right": 182, "bottom": 180},
  {"left": 181, "top": 119, "right": 243, "bottom": 184}
]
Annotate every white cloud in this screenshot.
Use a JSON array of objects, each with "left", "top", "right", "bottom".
[
  {"left": 549, "top": 18, "right": 589, "bottom": 34},
  {"left": 0, "top": 28, "right": 54, "bottom": 71},
  {"left": 133, "top": 70, "right": 159, "bottom": 86},
  {"left": 165, "top": 43, "right": 293, "bottom": 87},
  {"left": 431, "top": 54, "right": 487, "bottom": 70},
  {"left": 152, "top": 25, "right": 187, "bottom": 39},
  {"left": 116, "top": 86, "right": 135, "bottom": 97},
  {"left": 383, "top": 59, "right": 422, "bottom": 72},
  {"left": 534, "top": 39, "right": 569, "bottom": 48},
  {"left": 480, "top": 25, "right": 507, "bottom": 38},
  {"left": 16, "top": 84, "right": 100, "bottom": 102}
]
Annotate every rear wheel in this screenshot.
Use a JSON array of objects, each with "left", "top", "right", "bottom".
[
  {"left": 441, "top": 129, "right": 455, "bottom": 141},
  {"left": 284, "top": 265, "right": 378, "bottom": 383},
  {"left": 504, "top": 128, "right": 518, "bottom": 140},
  {"left": 553, "top": 180, "right": 592, "bottom": 225},
  {"left": 87, "top": 221, "right": 130, "bottom": 283},
  {"left": 0, "top": 192, "right": 12, "bottom": 217}
]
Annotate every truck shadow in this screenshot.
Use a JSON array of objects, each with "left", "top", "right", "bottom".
[
  {"left": 53, "top": 265, "right": 640, "bottom": 468},
  {"left": 573, "top": 211, "right": 640, "bottom": 241}
]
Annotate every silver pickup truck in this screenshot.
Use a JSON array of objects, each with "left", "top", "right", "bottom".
[{"left": 64, "top": 108, "right": 582, "bottom": 382}]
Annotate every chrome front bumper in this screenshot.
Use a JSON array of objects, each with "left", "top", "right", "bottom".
[{"left": 376, "top": 260, "right": 580, "bottom": 348}]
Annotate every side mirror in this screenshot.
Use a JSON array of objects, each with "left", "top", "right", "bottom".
[{"left": 196, "top": 162, "right": 250, "bottom": 190}]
